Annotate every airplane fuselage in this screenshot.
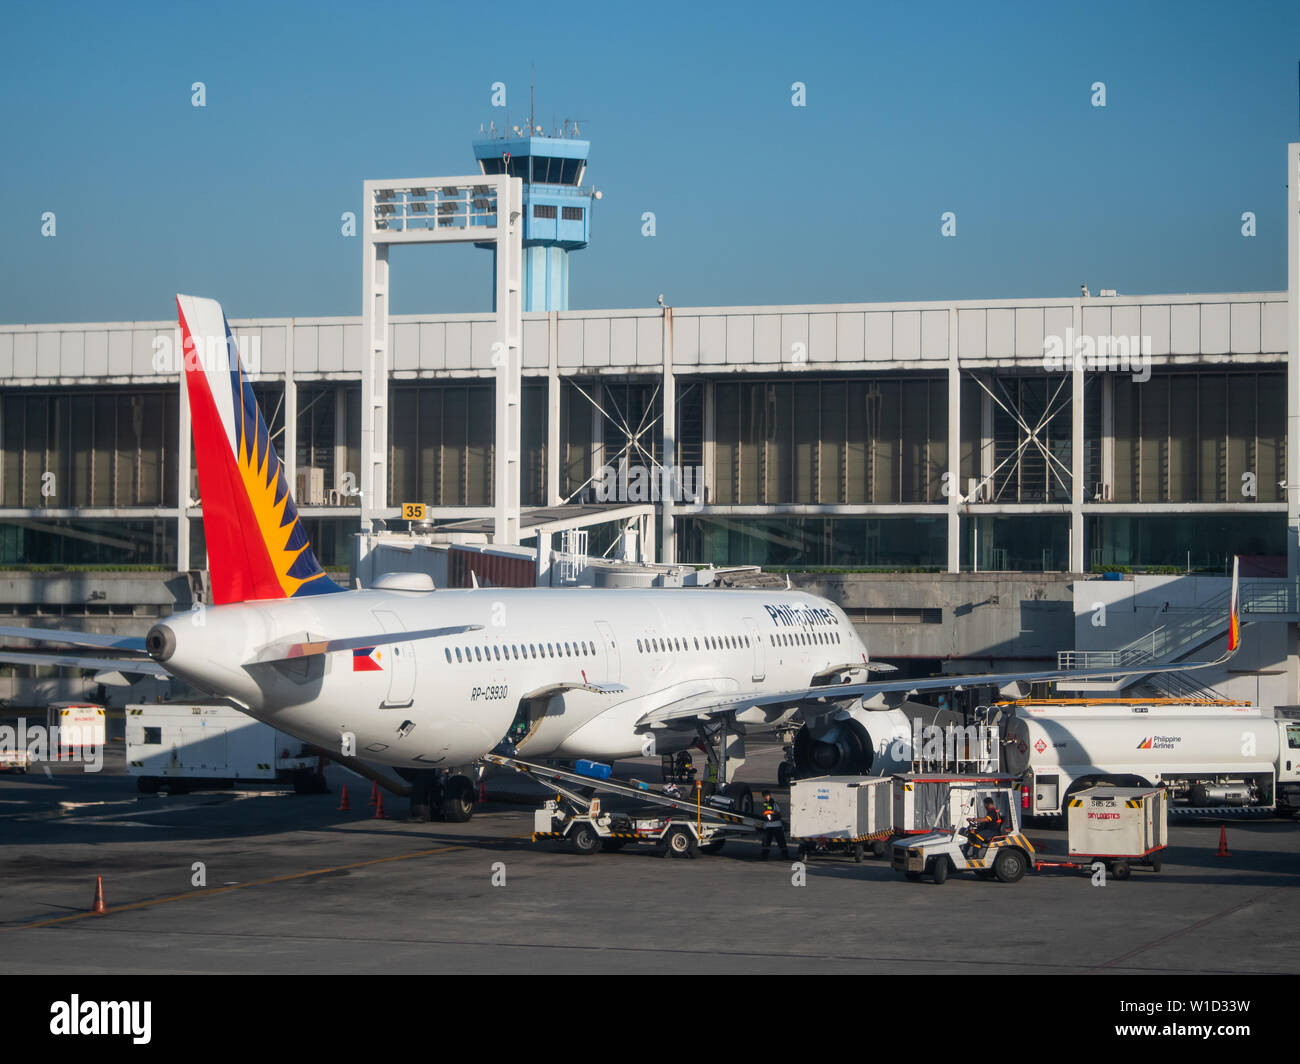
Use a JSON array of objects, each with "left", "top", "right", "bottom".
[{"left": 150, "top": 587, "right": 867, "bottom": 768}]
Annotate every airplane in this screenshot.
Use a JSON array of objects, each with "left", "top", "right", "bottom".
[{"left": 0, "top": 295, "right": 1244, "bottom": 822}]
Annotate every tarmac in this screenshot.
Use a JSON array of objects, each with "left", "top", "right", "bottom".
[{"left": 1, "top": 738, "right": 1298, "bottom": 974}]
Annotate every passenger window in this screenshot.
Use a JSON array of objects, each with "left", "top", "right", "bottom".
[
  {"left": 445, "top": 648, "right": 452, "bottom": 662},
  {"left": 455, "top": 648, "right": 462, "bottom": 662},
  {"left": 474, "top": 647, "right": 482, "bottom": 661}
]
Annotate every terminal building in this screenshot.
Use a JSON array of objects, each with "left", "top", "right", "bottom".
[{"left": 1, "top": 136, "right": 1298, "bottom": 708}]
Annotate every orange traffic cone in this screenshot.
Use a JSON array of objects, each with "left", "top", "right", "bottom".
[
  {"left": 1215, "top": 824, "right": 1232, "bottom": 858},
  {"left": 372, "top": 789, "right": 387, "bottom": 820},
  {"left": 90, "top": 875, "right": 107, "bottom": 915},
  {"left": 337, "top": 784, "right": 350, "bottom": 812},
  {"left": 368, "top": 781, "right": 378, "bottom": 806}
]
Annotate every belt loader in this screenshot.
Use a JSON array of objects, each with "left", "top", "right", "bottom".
[{"left": 484, "top": 753, "right": 771, "bottom": 858}]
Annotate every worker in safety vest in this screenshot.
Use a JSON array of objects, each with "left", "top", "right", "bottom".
[
  {"left": 759, "top": 790, "right": 790, "bottom": 860},
  {"left": 967, "top": 797, "right": 1005, "bottom": 850},
  {"left": 703, "top": 759, "right": 719, "bottom": 795}
]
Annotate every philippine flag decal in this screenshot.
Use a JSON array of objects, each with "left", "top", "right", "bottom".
[{"left": 353, "top": 647, "right": 384, "bottom": 672}]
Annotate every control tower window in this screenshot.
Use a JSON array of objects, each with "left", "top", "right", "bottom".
[
  {"left": 533, "top": 204, "right": 557, "bottom": 219},
  {"left": 562, "top": 206, "right": 584, "bottom": 221}
]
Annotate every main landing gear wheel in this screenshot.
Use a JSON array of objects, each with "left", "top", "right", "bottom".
[
  {"left": 721, "top": 782, "right": 753, "bottom": 815},
  {"left": 993, "top": 848, "right": 1027, "bottom": 883},
  {"left": 664, "top": 825, "right": 698, "bottom": 858},
  {"left": 440, "top": 777, "right": 475, "bottom": 823},
  {"left": 570, "top": 823, "right": 600, "bottom": 855}
]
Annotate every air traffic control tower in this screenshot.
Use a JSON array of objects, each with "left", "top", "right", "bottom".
[{"left": 473, "top": 123, "right": 594, "bottom": 311}]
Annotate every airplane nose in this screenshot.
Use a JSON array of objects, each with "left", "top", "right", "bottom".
[{"left": 145, "top": 624, "right": 176, "bottom": 662}]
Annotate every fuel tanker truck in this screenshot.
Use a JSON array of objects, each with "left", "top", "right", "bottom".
[{"left": 999, "top": 701, "right": 1300, "bottom": 816}]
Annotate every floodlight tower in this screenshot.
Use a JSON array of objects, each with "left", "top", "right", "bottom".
[{"left": 473, "top": 115, "right": 595, "bottom": 311}]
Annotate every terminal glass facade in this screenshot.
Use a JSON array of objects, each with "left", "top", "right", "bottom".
[
  {"left": 713, "top": 378, "right": 947, "bottom": 505},
  {"left": 1110, "top": 371, "right": 1285, "bottom": 504},
  {"left": 2, "top": 389, "right": 178, "bottom": 508},
  {"left": 677, "top": 515, "right": 947, "bottom": 570}
]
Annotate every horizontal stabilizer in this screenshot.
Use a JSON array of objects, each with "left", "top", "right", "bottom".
[
  {"left": 0, "top": 625, "right": 147, "bottom": 652},
  {"left": 0, "top": 650, "right": 166, "bottom": 676},
  {"left": 248, "top": 624, "right": 484, "bottom": 665}
]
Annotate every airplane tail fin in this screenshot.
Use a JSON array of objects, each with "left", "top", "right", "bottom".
[
  {"left": 1227, "top": 554, "right": 1240, "bottom": 653},
  {"left": 176, "top": 294, "right": 343, "bottom": 605}
]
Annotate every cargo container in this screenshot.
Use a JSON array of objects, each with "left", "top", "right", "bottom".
[{"left": 790, "top": 776, "right": 892, "bottom": 860}]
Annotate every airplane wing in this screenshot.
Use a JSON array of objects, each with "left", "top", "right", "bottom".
[
  {"left": 638, "top": 651, "right": 1238, "bottom": 729},
  {"left": 522, "top": 680, "right": 629, "bottom": 700},
  {"left": 640, "top": 558, "right": 1243, "bottom": 729}
]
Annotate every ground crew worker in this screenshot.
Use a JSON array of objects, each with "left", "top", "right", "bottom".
[
  {"left": 703, "top": 758, "right": 719, "bottom": 795},
  {"left": 759, "top": 789, "right": 790, "bottom": 860},
  {"left": 676, "top": 751, "right": 696, "bottom": 783},
  {"left": 967, "top": 797, "right": 1005, "bottom": 850}
]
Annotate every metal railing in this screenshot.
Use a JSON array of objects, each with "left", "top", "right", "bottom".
[{"left": 1058, "top": 579, "right": 1298, "bottom": 673}]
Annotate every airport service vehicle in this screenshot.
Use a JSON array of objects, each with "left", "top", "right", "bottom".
[
  {"left": 485, "top": 752, "right": 767, "bottom": 857},
  {"left": 1001, "top": 701, "right": 1300, "bottom": 816},
  {"left": 893, "top": 773, "right": 1019, "bottom": 836},
  {"left": 895, "top": 779, "right": 1169, "bottom": 884},
  {"left": 791, "top": 776, "right": 893, "bottom": 860},
  {"left": 0, "top": 296, "right": 1243, "bottom": 823},
  {"left": 892, "top": 779, "right": 1035, "bottom": 884},
  {"left": 47, "top": 703, "right": 105, "bottom": 760},
  {"left": 125, "top": 703, "right": 320, "bottom": 794}
]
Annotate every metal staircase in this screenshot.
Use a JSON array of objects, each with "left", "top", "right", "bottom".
[{"left": 1057, "top": 579, "right": 1298, "bottom": 699}]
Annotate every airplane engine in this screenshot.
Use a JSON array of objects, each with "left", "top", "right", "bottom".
[{"left": 793, "top": 706, "right": 912, "bottom": 776}]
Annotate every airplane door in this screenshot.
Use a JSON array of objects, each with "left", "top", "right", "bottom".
[
  {"left": 372, "top": 609, "right": 415, "bottom": 709},
  {"left": 595, "top": 620, "right": 620, "bottom": 683},
  {"left": 743, "top": 617, "right": 765, "bottom": 682}
]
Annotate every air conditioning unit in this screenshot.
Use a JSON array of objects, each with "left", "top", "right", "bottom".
[{"left": 295, "top": 467, "right": 326, "bottom": 506}]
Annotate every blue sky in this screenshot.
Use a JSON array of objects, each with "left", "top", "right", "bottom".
[{"left": 1, "top": 0, "right": 1297, "bottom": 323}]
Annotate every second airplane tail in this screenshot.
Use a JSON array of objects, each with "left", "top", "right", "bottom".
[{"left": 177, "top": 294, "right": 343, "bottom": 605}]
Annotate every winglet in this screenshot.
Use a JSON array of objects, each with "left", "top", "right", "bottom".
[{"left": 1227, "top": 554, "right": 1240, "bottom": 652}]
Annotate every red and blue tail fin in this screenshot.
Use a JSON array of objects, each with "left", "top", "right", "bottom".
[{"left": 177, "top": 294, "right": 343, "bottom": 605}]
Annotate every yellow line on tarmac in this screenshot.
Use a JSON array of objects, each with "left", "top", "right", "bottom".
[{"left": 5, "top": 844, "right": 464, "bottom": 931}]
